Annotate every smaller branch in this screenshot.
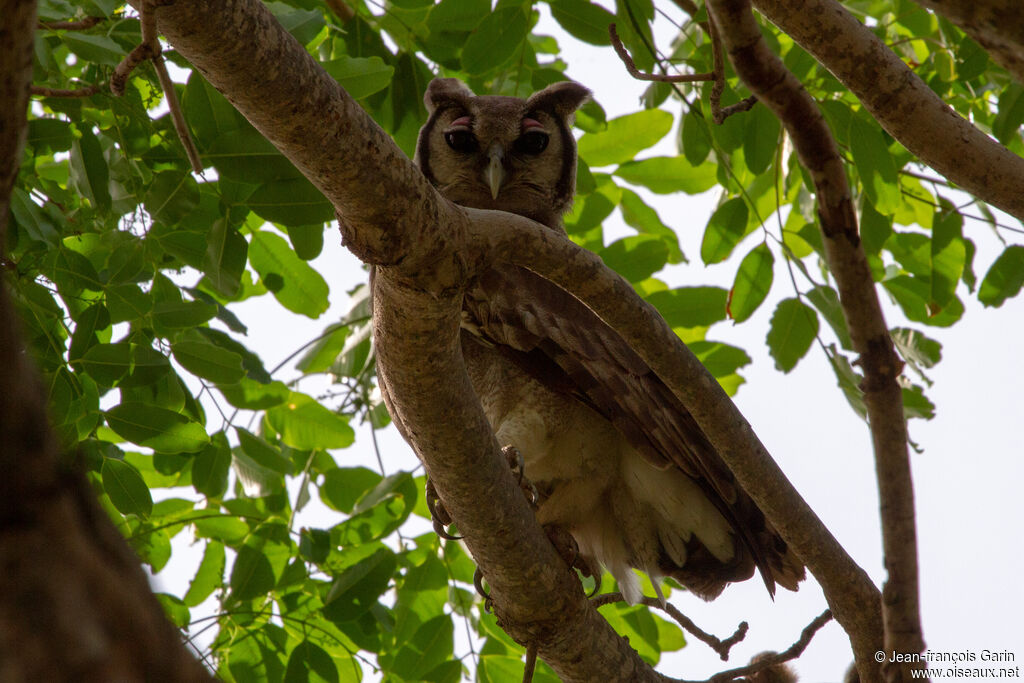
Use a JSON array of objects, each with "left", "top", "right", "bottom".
[
  {"left": 110, "top": 0, "right": 202, "bottom": 172},
  {"left": 683, "top": 610, "right": 833, "bottom": 683},
  {"left": 609, "top": 24, "right": 715, "bottom": 83},
  {"left": 707, "top": 14, "right": 758, "bottom": 123},
  {"left": 522, "top": 643, "right": 538, "bottom": 683},
  {"left": 325, "top": 0, "right": 356, "bottom": 23},
  {"left": 37, "top": 17, "right": 103, "bottom": 30},
  {"left": 592, "top": 592, "right": 748, "bottom": 661},
  {"left": 29, "top": 84, "right": 102, "bottom": 97}
]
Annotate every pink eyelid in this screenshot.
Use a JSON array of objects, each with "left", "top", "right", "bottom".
[
  {"left": 522, "top": 118, "right": 544, "bottom": 130},
  {"left": 450, "top": 116, "right": 472, "bottom": 127}
]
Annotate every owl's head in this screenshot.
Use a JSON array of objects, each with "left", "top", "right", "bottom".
[{"left": 415, "top": 78, "right": 591, "bottom": 230}]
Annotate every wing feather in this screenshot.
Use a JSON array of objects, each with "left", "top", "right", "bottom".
[{"left": 464, "top": 264, "right": 804, "bottom": 595}]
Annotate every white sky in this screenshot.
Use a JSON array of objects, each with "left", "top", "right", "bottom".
[{"left": 153, "top": 4, "right": 1024, "bottom": 681}]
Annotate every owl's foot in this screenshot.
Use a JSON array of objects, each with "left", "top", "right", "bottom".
[
  {"left": 425, "top": 478, "right": 461, "bottom": 540},
  {"left": 502, "top": 445, "right": 538, "bottom": 508},
  {"left": 473, "top": 567, "right": 493, "bottom": 613},
  {"left": 543, "top": 523, "right": 599, "bottom": 594}
]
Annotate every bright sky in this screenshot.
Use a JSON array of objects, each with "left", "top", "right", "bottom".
[{"left": 153, "top": 4, "right": 1024, "bottom": 680}]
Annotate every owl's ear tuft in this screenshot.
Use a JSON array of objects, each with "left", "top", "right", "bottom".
[
  {"left": 424, "top": 78, "right": 475, "bottom": 114},
  {"left": 526, "top": 81, "right": 591, "bottom": 120}
]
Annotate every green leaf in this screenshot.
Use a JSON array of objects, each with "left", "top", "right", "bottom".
[
  {"left": 578, "top": 109, "right": 673, "bottom": 167},
  {"left": 891, "top": 326, "right": 942, "bottom": 380},
  {"left": 68, "top": 303, "right": 110, "bottom": 362},
  {"left": 320, "top": 467, "right": 383, "bottom": 514},
  {"left": 79, "top": 342, "right": 132, "bottom": 386},
  {"left": 285, "top": 640, "right": 340, "bottom": 683},
  {"left": 155, "top": 594, "right": 191, "bottom": 629},
  {"left": 105, "top": 403, "right": 209, "bottom": 453},
  {"left": 688, "top": 341, "right": 752, "bottom": 378},
  {"left": 230, "top": 545, "right": 277, "bottom": 601},
  {"left": 883, "top": 275, "right": 964, "bottom": 326},
  {"left": 27, "top": 118, "right": 74, "bottom": 153},
  {"left": 766, "top": 298, "right": 819, "bottom": 372},
  {"left": 144, "top": 172, "right": 200, "bottom": 225},
  {"left": 461, "top": 6, "right": 529, "bottom": 75},
  {"left": 978, "top": 245, "right": 1024, "bottom": 308},
  {"left": 598, "top": 235, "right": 668, "bottom": 283},
  {"left": 548, "top": 0, "right": 616, "bottom": 45},
  {"left": 287, "top": 224, "right": 324, "bottom": 261},
  {"left": 296, "top": 323, "right": 350, "bottom": 374},
  {"left": 323, "top": 548, "right": 397, "bottom": 623},
  {"left": 266, "top": 394, "right": 354, "bottom": 450},
  {"left": 153, "top": 300, "right": 217, "bottom": 333},
  {"left": 742, "top": 104, "right": 781, "bottom": 175},
  {"left": 192, "top": 434, "right": 232, "bottom": 498},
  {"left": 106, "top": 283, "right": 152, "bottom": 323},
  {"left": 184, "top": 541, "right": 226, "bottom": 606},
  {"left": 70, "top": 130, "right": 111, "bottom": 212},
  {"left": 334, "top": 472, "right": 417, "bottom": 545},
  {"left": 646, "top": 287, "right": 728, "bottom": 328},
  {"left": 61, "top": 33, "right": 124, "bottom": 65},
  {"left": 728, "top": 243, "right": 774, "bottom": 322},
  {"left": 805, "top": 285, "right": 853, "bottom": 350},
  {"left": 619, "top": 188, "right": 684, "bottom": 263},
  {"left": 172, "top": 341, "right": 246, "bottom": 384},
  {"left": 101, "top": 457, "right": 153, "bottom": 517},
  {"left": 248, "top": 178, "right": 335, "bottom": 226},
  {"left": 929, "top": 208, "right": 965, "bottom": 309},
  {"left": 249, "top": 231, "right": 330, "bottom": 318},
  {"left": 614, "top": 157, "right": 717, "bottom": 194},
  {"left": 680, "top": 110, "right": 711, "bottom": 166},
  {"left": 848, "top": 115, "right": 900, "bottom": 214},
  {"left": 203, "top": 219, "right": 248, "bottom": 297},
  {"left": 427, "top": 0, "right": 491, "bottom": 32},
  {"left": 993, "top": 83, "right": 1024, "bottom": 145},
  {"left": 384, "top": 614, "right": 454, "bottom": 680},
  {"left": 235, "top": 427, "right": 293, "bottom": 475},
  {"left": 323, "top": 56, "right": 395, "bottom": 99},
  {"left": 903, "top": 382, "right": 935, "bottom": 420},
  {"left": 701, "top": 198, "right": 749, "bottom": 264}
]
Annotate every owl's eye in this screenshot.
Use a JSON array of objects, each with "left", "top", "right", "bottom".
[
  {"left": 444, "top": 130, "right": 478, "bottom": 153},
  {"left": 513, "top": 131, "right": 549, "bottom": 155}
]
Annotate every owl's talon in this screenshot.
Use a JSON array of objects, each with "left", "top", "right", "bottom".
[
  {"left": 473, "top": 567, "right": 493, "bottom": 612},
  {"left": 426, "top": 478, "right": 462, "bottom": 540},
  {"left": 502, "top": 444, "right": 525, "bottom": 484}
]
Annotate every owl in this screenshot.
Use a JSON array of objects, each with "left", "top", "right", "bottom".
[{"left": 411, "top": 77, "right": 804, "bottom": 603}]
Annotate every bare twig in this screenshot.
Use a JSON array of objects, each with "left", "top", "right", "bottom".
[
  {"left": 111, "top": 0, "right": 202, "bottom": 173},
  {"left": 37, "top": 16, "right": 103, "bottom": 30},
  {"left": 707, "top": 0, "right": 920, "bottom": 679},
  {"left": 592, "top": 592, "right": 748, "bottom": 661},
  {"left": 522, "top": 642, "right": 538, "bottom": 683},
  {"left": 29, "top": 84, "right": 102, "bottom": 97},
  {"left": 609, "top": 23, "right": 714, "bottom": 83},
  {"left": 681, "top": 610, "right": 833, "bottom": 683}
]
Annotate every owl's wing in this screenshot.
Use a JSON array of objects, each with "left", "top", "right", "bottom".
[{"left": 463, "top": 264, "right": 804, "bottom": 595}]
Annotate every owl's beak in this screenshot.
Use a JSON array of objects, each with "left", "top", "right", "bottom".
[{"left": 485, "top": 143, "right": 505, "bottom": 199}]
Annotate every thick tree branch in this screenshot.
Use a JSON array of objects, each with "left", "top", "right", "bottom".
[
  {"left": 1, "top": 1, "right": 214, "bottom": 679},
  {"left": 706, "top": 0, "right": 923, "bottom": 679},
  {"left": 751, "top": 0, "right": 1024, "bottom": 222},
  {"left": 912, "top": 0, "right": 1024, "bottom": 83}
]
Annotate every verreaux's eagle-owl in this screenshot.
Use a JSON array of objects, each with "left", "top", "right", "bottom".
[{"left": 385, "top": 77, "right": 804, "bottom": 603}]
